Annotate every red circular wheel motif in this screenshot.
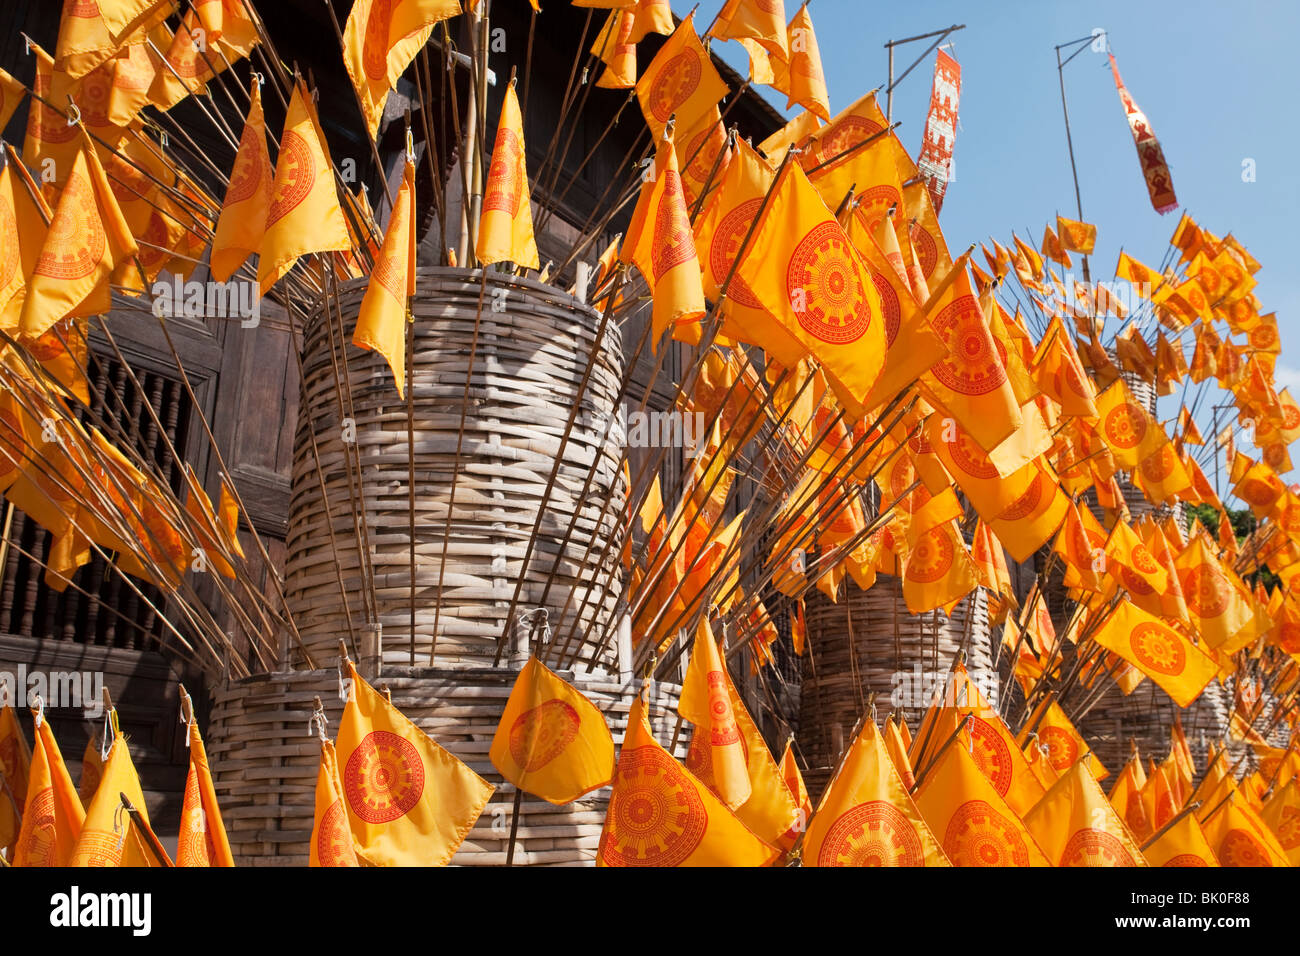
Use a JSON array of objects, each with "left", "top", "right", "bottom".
[
  {"left": 1130, "top": 543, "right": 1161, "bottom": 576},
  {"left": 912, "top": 224, "right": 938, "bottom": 278},
  {"left": 705, "top": 671, "right": 740, "bottom": 746},
  {"left": 942, "top": 799, "right": 1031, "bottom": 866},
  {"left": 650, "top": 170, "right": 695, "bottom": 281},
  {"left": 600, "top": 746, "right": 708, "bottom": 866},
  {"left": 15, "top": 786, "right": 56, "bottom": 866},
  {"left": 810, "top": 115, "right": 883, "bottom": 169},
  {"left": 946, "top": 430, "right": 998, "bottom": 480},
  {"left": 684, "top": 121, "right": 726, "bottom": 187},
  {"left": 1274, "top": 806, "right": 1300, "bottom": 850},
  {"left": 1128, "top": 623, "right": 1185, "bottom": 676},
  {"left": 1102, "top": 400, "right": 1148, "bottom": 450},
  {"left": 1118, "top": 565, "right": 1156, "bottom": 597},
  {"left": 362, "top": 0, "right": 393, "bottom": 81},
  {"left": 931, "top": 293, "right": 1007, "bottom": 396},
  {"left": 1263, "top": 442, "right": 1288, "bottom": 471},
  {"left": 316, "top": 798, "right": 356, "bottom": 866},
  {"left": 226, "top": 123, "right": 269, "bottom": 206},
  {"left": 854, "top": 183, "right": 901, "bottom": 233},
  {"left": 71, "top": 829, "right": 124, "bottom": 867},
  {"left": 1238, "top": 478, "right": 1278, "bottom": 508},
  {"left": 709, "top": 197, "right": 764, "bottom": 309},
  {"left": 906, "top": 526, "right": 954, "bottom": 584},
  {"left": 1053, "top": 360, "right": 1092, "bottom": 402},
  {"left": 1219, "top": 828, "right": 1273, "bottom": 867},
  {"left": 967, "top": 716, "right": 1014, "bottom": 796},
  {"left": 1139, "top": 446, "right": 1176, "bottom": 483},
  {"left": 508, "top": 699, "right": 581, "bottom": 772},
  {"left": 1281, "top": 402, "right": 1300, "bottom": 433},
  {"left": 1249, "top": 323, "right": 1277, "bottom": 351},
  {"left": 684, "top": 724, "right": 748, "bottom": 792},
  {"left": 869, "top": 268, "right": 901, "bottom": 347},
  {"left": 178, "top": 770, "right": 213, "bottom": 866},
  {"left": 267, "top": 130, "right": 317, "bottom": 227},
  {"left": 785, "top": 221, "right": 871, "bottom": 345},
  {"left": 1278, "top": 622, "right": 1300, "bottom": 656},
  {"left": 817, "top": 800, "right": 926, "bottom": 867},
  {"left": 372, "top": 198, "right": 411, "bottom": 303},
  {"left": 1179, "top": 564, "right": 1230, "bottom": 619},
  {"left": 1060, "top": 828, "right": 1137, "bottom": 867},
  {"left": 999, "top": 475, "right": 1044, "bottom": 522},
  {"left": 1039, "top": 726, "right": 1077, "bottom": 771},
  {"left": 28, "top": 71, "right": 79, "bottom": 146},
  {"left": 648, "top": 50, "right": 702, "bottom": 124},
  {"left": 1162, "top": 853, "right": 1208, "bottom": 867},
  {"left": 484, "top": 127, "right": 525, "bottom": 216},
  {"left": 35, "top": 174, "right": 106, "bottom": 281},
  {"left": 343, "top": 730, "right": 425, "bottom": 824},
  {"left": 78, "top": 62, "right": 114, "bottom": 127}
]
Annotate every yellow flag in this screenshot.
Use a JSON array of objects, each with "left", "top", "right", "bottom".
[
  {"left": 476, "top": 82, "right": 539, "bottom": 270},
  {"left": 337, "top": 661, "right": 495, "bottom": 866},
  {"left": 780, "top": 739, "right": 812, "bottom": 826},
  {"left": 1108, "top": 755, "right": 1151, "bottom": 841},
  {"left": 309, "top": 736, "right": 359, "bottom": 867},
  {"left": 210, "top": 82, "right": 274, "bottom": 282},
  {"left": 0, "top": 66, "right": 24, "bottom": 132},
  {"left": 804, "top": 720, "right": 949, "bottom": 866},
  {"left": 736, "top": 161, "right": 886, "bottom": 408},
  {"left": 1025, "top": 759, "right": 1148, "bottom": 866},
  {"left": 598, "top": 693, "right": 779, "bottom": 866},
  {"left": 54, "top": 0, "right": 172, "bottom": 81},
  {"left": 988, "top": 461, "right": 1070, "bottom": 564},
  {"left": 1091, "top": 602, "right": 1217, "bottom": 708},
  {"left": 80, "top": 732, "right": 104, "bottom": 804},
  {"left": 952, "top": 665, "right": 1046, "bottom": 817},
  {"left": 1202, "top": 794, "right": 1290, "bottom": 867},
  {"left": 709, "top": 0, "right": 790, "bottom": 62},
  {"left": 1056, "top": 215, "right": 1096, "bottom": 254},
  {"left": 257, "top": 79, "right": 352, "bottom": 294},
  {"left": 780, "top": 3, "right": 830, "bottom": 121},
  {"left": 914, "top": 730, "right": 1052, "bottom": 867},
  {"left": 902, "top": 519, "right": 978, "bottom": 614},
  {"left": 679, "top": 619, "right": 751, "bottom": 808},
  {"left": 1095, "top": 378, "right": 1167, "bottom": 468},
  {"left": 1143, "top": 810, "right": 1220, "bottom": 867},
  {"left": 353, "top": 159, "right": 416, "bottom": 396},
  {"left": 13, "top": 714, "right": 85, "bottom": 867},
  {"left": 1259, "top": 777, "right": 1300, "bottom": 866},
  {"left": 635, "top": 13, "right": 729, "bottom": 138},
  {"left": 70, "top": 726, "right": 155, "bottom": 867},
  {"left": 176, "top": 721, "right": 234, "bottom": 867},
  {"left": 621, "top": 122, "right": 706, "bottom": 346},
  {"left": 1020, "top": 697, "right": 1107, "bottom": 780},
  {"left": 489, "top": 656, "right": 615, "bottom": 805},
  {"left": 591, "top": 9, "right": 637, "bottom": 89},
  {"left": 342, "top": 0, "right": 461, "bottom": 138},
  {"left": 1174, "top": 534, "right": 1254, "bottom": 651},
  {"left": 19, "top": 135, "right": 139, "bottom": 343}
]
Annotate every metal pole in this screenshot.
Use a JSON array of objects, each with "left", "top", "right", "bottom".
[
  {"left": 887, "top": 43, "right": 894, "bottom": 120},
  {"left": 1056, "top": 40, "right": 1091, "bottom": 284}
]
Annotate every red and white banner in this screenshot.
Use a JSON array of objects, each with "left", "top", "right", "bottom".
[
  {"left": 1109, "top": 52, "right": 1178, "bottom": 215},
  {"left": 917, "top": 49, "right": 961, "bottom": 215}
]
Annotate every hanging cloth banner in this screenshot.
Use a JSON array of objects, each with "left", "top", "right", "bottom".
[
  {"left": 917, "top": 48, "right": 961, "bottom": 215},
  {"left": 1109, "top": 52, "right": 1178, "bottom": 215}
]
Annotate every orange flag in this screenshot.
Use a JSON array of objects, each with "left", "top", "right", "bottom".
[
  {"left": 1174, "top": 534, "right": 1254, "bottom": 652},
  {"left": 1056, "top": 215, "right": 1096, "bottom": 254},
  {"left": 54, "top": 0, "right": 172, "bottom": 81},
  {"left": 210, "top": 82, "right": 274, "bottom": 282},
  {"left": 257, "top": 79, "right": 352, "bottom": 294},
  {"left": 353, "top": 158, "right": 416, "bottom": 396},
  {"left": 591, "top": 9, "right": 637, "bottom": 90},
  {"left": 902, "top": 519, "right": 978, "bottom": 614},
  {"left": 599, "top": 693, "right": 779, "bottom": 867},
  {"left": 679, "top": 619, "right": 751, "bottom": 808},
  {"left": 803, "top": 720, "right": 949, "bottom": 867},
  {"left": 18, "top": 134, "right": 139, "bottom": 343},
  {"left": 176, "top": 720, "right": 234, "bottom": 867},
  {"left": 79, "top": 732, "right": 104, "bottom": 804},
  {"left": 476, "top": 81, "right": 539, "bottom": 270},
  {"left": 779, "top": 3, "right": 830, "bottom": 121},
  {"left": 1108, "top": 754, "right": 1152, "bottom": 841},
  {"left": 635, "top": 13, "right": 729, "bottom": 138},
  {"left": 1025, "top": 759, "right": 1148, "bottom": 866},
  {"left": 70, "top": 720, "right": 156, "bottom": 867},
  {"left": 737, "top": 161, "right": 886, "bottom": 408},
  {"left": 621, "top": 122, "right": 706, "bottom": 346},
  {"left": 914, "top": 728, "right": 1052, "bottom": 867},
  {"left": 309, "top": 735, "right": 359, "bottom": 867},
  {"left": 1143, "top": 810, "right": 1220, "bottom": 867},
  {"left": 13, "top": 711, "right": 85, "bottom": 867},
  {"left": 779, "top": 739, "right": 812, "bottom": 830},
  {"left": 0, "top": 66, "right": 24, "bottom": 132},
  {"left": 336, "top": 660, "right": 495, "bottom": 866},
  {"left": 951, "top": 665, "right": 1046, "bottom": 817},
  {"left": 342, "top": 0, "right": 461, "bottom": 138},
  {"left": 1091, "top": 602, "right": 1217, "bottom": 708},
  {"left": 1095, "top": 378, "right": 1167, "bottom": 469},
  {"left": 489, "top": 656, "right": 615, "bottom": 805},
  {"left": 1020, "top": 697, "right": 1107, "bottom": 780},
  {"left": 0, "top": 704, "right": 31, "bottom": 818},
  {"left": 1202, "top": 794, "right": 1290, "bottom": 867},
  {"left": 1259, "top": 777, "right": 1300, "bottom": 866}
]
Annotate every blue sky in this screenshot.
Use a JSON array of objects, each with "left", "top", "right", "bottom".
[{"left": 686, "top": 0, "right": 1300, "bottom": 482}]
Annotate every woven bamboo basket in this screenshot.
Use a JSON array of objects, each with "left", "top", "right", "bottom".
[
  {"left": 795, "top": 574, "right": 996, "bottom": 798},
  {"left": 205, "top": 665, "right": 683, "bottom": 865},
  {"left": 283, "top": 267, "right": 627, "bottom": 673}
]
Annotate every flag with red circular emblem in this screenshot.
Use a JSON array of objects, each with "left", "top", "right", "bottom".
[
  {"left": 13, "top": 713, "right": 84, "bottom": 867},
  {"left": 310, "top": 736, "right": 359, "bottom": 868},
  {"left": 489, "top": 656, "right": 615, "bottom": 806},
  {"left": 1202, "top": 794, "right": 1290, "bottom": 867},
  {"left": 211, "top": 82, "right": 273, "bottom": 282},
  {"left": 803, "top": 719, "right": 949, "bottom": 867},
  {"left": 1091, "top": 601, "right": 1218, "bottom": 708},
  {"left": 736, "top": 161, "right": 886, "bottom": 410},
  {"left": 1093, "top": 378, "right": 1168, "bottom": 469},
  {"left": 476, "top": 82, "right": 539, "bottom": 270},
  {"left": 1025, "top": 759, "right": 1149, "bottom": 867},
  {"left": 635, "top": 13, "right": 729, "bottom": 139},
  {"left": 257, "top": 79, "right": 352, "bottom": 295},
  {"left": 337, "top": 661, "right": 495, "bottom": 867},
  {"left": 597, "top": 692, "right": 779, "bottom": 867},
  {"left": 678, "top": 618, "right": 751, "bottom": 809}
]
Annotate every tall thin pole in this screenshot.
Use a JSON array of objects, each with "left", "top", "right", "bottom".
[
  {"left": 1055, "top": 35, "right": 1097, "bottom": 284},
  {"left": 887, "top": 43, "right": 895, "bottom": 120}
]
